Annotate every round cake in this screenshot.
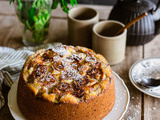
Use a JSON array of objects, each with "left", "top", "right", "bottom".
[{"left": 17, "top": 45, "right": 116, "bottom": 120}]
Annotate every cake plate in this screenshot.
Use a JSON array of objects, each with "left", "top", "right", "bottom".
[{"left": 8, "top": 71, "right": 130, "bottom": 120}]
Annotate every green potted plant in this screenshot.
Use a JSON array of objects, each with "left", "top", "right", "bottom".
[{"left": 10, "top": 0, "right": 77, "bottom": 46}]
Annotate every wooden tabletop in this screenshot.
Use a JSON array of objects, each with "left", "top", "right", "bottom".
[{"left": 0, "top": 1, "right": 160, "bottom": 120}]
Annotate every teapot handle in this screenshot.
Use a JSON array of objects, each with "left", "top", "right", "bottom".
[{"left": 151, "top": 0, "right": 160, "bottom": 13}]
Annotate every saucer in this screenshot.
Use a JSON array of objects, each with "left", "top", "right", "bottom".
[
  {"left": 129, "top": 57, "right": 160, "bottom": 98},
  {"left": 8, "top": 71, "right": 130, "bottom": 120}
]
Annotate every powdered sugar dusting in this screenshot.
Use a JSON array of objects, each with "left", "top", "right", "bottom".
[
  {"left": 85, "top": 56, "right": 96, "bottom": 63},
  {"left": 51, "top": 45, "right": 68, "bottom": 56},
  {"left": 122, "top": 97, "right": 141, "bottom": 120},
  {"left": 61, "top": 67, "right": 82, "bottom": 81}
]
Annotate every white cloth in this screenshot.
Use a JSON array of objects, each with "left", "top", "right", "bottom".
[{"left": 0, "top": 42, "right": 61, "bottom": 109}]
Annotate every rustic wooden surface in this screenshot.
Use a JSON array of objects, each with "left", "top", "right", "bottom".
[{"left": 0, "top": 1, "right": 160, "bottom": 120}]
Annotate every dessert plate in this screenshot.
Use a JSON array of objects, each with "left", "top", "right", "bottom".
[
  {"left": 8, "top": 71, "right": 130, "bottom": 120},
  {"left": 129, "top": 57, "right": 160, "bottom": 98}
]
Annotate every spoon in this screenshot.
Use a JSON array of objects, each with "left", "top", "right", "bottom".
[
  {"left": 115, "top": 12, "right": 148, "bottom": 36},
  {"left": 140, "top": 78, "right": 160, "bottom": 88}
]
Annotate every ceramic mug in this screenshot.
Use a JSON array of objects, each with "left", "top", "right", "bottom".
[
  {"left": 92, "top": 20, "right": 127, "bottom": 65},
  {"left": 68, "top": 6, "right": 99, "bottom": 48}
]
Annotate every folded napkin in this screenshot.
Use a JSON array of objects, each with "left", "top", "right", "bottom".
[{"left": 0, "top": 42, "right": 61, "bottom": 109}]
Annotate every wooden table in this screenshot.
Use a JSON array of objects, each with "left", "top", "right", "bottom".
[{"left": 0, "top": 1, "right": 160, "bottom": 120}]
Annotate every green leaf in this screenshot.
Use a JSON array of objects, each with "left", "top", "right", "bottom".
[
  {"left": 40, "top": 0, "right": 45, "bottom": 7},
  {"left": 45, "top": 0, "right": 49, "bottom": 4},
  {"left": 37, "top": 1, "right": 41, "bottom": 8},
  {"left": 33, "top": 16, "right": 38, "bottom": 22},
  {"left": 32, "top": 2, "right": 36, "bottom": 8},
  {"left": 45, "top": 14, "right": 50, "bottom": 21},
  {"left": 18, "top": 0, "right": 22, "bottom": 11},
  {"left": 26, "top": 21, "right": 32, "bottom": 29},
  {"left": 60, "top": 0, "right": 69, "bottom": 14},
  {"left": 28, "top": 6, "right": 35, "bottom": 25},
  {"left": 35, "top": 20, "right": 44, "bottom": 31},
  {"left": 42, "top": 9, "right": 48, "bottom": 14},
  {"left": 34, "top": 9, "right": 50, "bottom": 31},
  {"left": 70, "top": 0, "right": 77, "bottom": 6},
  {"left": 51, "top": 0, "right": 59, "bottom": 9}
]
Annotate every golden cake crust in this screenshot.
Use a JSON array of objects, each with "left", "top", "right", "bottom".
[{"left": 17, "top": 45, "right": 116, "bottom": 120}]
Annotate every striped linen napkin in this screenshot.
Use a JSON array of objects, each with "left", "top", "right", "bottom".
[{"left": 0, "top": 42, "right": 61, "bottom": 109}]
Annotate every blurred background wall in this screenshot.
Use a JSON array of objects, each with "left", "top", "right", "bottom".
[{"left": 77, "top": 0, "right": 158, "bottom": 5}]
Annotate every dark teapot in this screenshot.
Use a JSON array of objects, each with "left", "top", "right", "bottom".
[{"left": 108, "top": 0, "right": 160, "bottom": 46}]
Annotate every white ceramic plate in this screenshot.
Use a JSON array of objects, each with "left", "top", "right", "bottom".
[
  {"left": 129, "top": 57, "right": 160, "bottom": 98},
  {"left": 8, "top": 71, "right": 130, "bottom": 120}
]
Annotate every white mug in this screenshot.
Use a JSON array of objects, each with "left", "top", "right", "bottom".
[
  {"left": 68, "top": 6, "right": 99, "bottom": 48},
  {"left": 92, "top": 20, "right": 127, "bottom": 65}
]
